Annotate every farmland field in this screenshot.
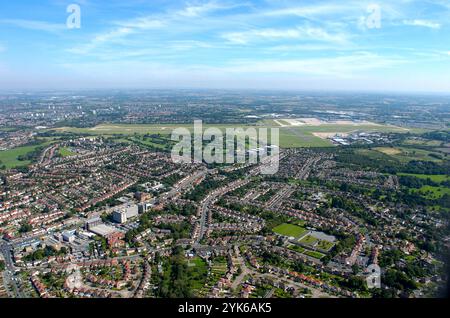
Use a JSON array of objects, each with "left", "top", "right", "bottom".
[
  {"left": 393, "top": 147, "right": 445, "bottom": 163},
  {"left": 374, "top": 147, "right": 403, "bottom": 155},
  {"left": 360, "top": 147, "right": 445, "bottom": 163}
]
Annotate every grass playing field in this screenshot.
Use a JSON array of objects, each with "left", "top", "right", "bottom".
[{"left": 273, "top": 223, "right": 308, "bottom": 238}]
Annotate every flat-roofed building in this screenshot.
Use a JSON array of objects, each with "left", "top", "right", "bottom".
[
  {"left": 85, "top": 217, "right": 102, "bottom": 230},
  {"left": 112, "top": 210, "right": 127, "bottom": 224},
  {"left": 88, "top": 224, "right": 117, "bottom": 237},
  {"left": 62, "top": 230, "right": 76, "bottom": 243},
  {"left": 112, "top": 204, "right": 139, "bottom": 224}
]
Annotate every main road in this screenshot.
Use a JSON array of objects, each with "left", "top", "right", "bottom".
[{"left": 0, "top": 240, "right": 27, "bottom": 298}]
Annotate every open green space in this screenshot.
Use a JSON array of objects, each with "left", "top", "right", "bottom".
[
  {"left": 299, "top": 234, "right": 319, "bottom": 246},
  {"left": 186, "top": 257, "right": 209, "bottom": 290},
  {"left": 288, "top": 244, "right": 306, "bottom": 254},
  {"left": 293, "top": 219, "right": 307, "bottom": 227},
  {"left": 398, "top": 173, "right": 449, "bottom": 183},
  {"left": 278, "top": 129, "right": 332, "bottom": 148},
  {"left": 394, "top": 147, "right": 445, "bottom": 163},
  {"left": 403, "top": 139, "right": 444, "bottom": 147},
  {"left": 316, "top": 240, "right": 335, "bottom": 251},
  {"left": 414, "top": 185, "right": 450, "bottom": 199},
  {"left": 211, "top": 261, "right": 228, "bottom": 276},
  {"left": 0, "top": 144, "right": 47, "bottom": 169},
  {"left": 303, "top": 250, "right": 326, "bottom": 259},
  {"left": 273, "top": 223, "right": 308, "bottom": 238},
  {"left": 361, "top": 146, "right": 445, "bottom": 163},
  {"left": 58, "top": 147, "right": 77, "bottom": 157},
  {"left": 54, "top": 121, "right": 416, "bottom": 148},
  {"left": 130, "top": 137, "right": 166, "bottom": 149}
]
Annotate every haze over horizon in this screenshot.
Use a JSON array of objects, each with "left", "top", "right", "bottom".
[{"left": 0, "top": 0, "right": 449, "bottom": 92}]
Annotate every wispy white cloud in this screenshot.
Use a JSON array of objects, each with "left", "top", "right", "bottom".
[
  {"left": 176, "top": 1, "right": 246, "bottom": 17},
  {"left": 68, "top": 15, "right": 166, "bottom": 55},
  {"left": 222, "top": 26, "right": 349, "bottom": 45},
  {"left": 168, "top": 40, "right": 216, "bottom": 50},
  {"left": 67, "top": 27, "right": 136, "bottom": 54},
  {"left": 223, "top": 28, "right": 302, "bottom": 44},
  {"left": 267, "top": 43, "right": 357, "bottom": 53},
  {"left": 220, "top": 52, "right": 404, "bottom": 77},
  {"left": 114, "top": 17, "right": 165, "bottom": 30},
  {"left": 0, "top": 19, "right": 66, "bottom": 33},
  {"left": 68, "top": 1, "right": 240, "bottom": 55},
  {"left": 262, "top": 3, "right": 358, "bottom": 18},
  {"left": 3, "top": 0, "right": 449, "bottom": 92},
  {"left": 403, "top": 19, "right": 441, "bottom": 29}
]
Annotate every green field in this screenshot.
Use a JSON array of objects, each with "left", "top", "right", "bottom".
[
  {"left": 299, "top": 235, "right": 319, "bottom": 246},
  {"left": 59, "top": 147, "right": 77, "bottom": 157},
  {"left": 293, "top": 220, "right": 307, "bottom": 227},
  {"left": 288, "top": 244, "right": 306, "bottom": 253},
  {"left": 0, "top": 140, "right": 57, "bottom": 169},
  {"left": 404, "top": 139, "right": 444, "bottom": 147},
  {"left": 316, "top": 240, "right": 335, "bottom": 251},
  {"left": 398, "top": 173, "right": 449, "bottom": 183},
  {"left": 186, "top": 257, "right": 208, "bottom": 290},
  {"left": 414, "top": 185, "right": 450, "bottom": 199},
  {"left": 288, "top": 243, "right": 328, "bottom": 259},
  {"left": 211, "top": 260, "right": 228, "bottom": 276},
  {"left": 304, "top": 250, "right": 326, "bottom": 259},
  {"left": 394, "top": 147, "right": 445, "bottom": 162},
  {"left": 0, "top": 144, "right": 42, "bottom": 169},
  {"left": 278, "top": 129, "right": 332, "bottom": 148},
  {"left": 273, "top": 223, "right": 308, "bottom": 238},
  {"left": 55, "top": 121, "right": 414, "bottom": 148},
  {"left": 360, "top": 147, "right": 445, "bottom": 163}
]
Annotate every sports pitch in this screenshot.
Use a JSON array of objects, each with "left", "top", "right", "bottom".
[{"left": 273, "top": 223, "right": 308, "bottom": 238}]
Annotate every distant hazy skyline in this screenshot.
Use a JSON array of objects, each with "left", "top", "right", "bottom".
[{"left": 0, "top": 0, "right": 449, "bottom": 92}]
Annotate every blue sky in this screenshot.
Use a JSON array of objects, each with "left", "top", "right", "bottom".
[{"left": 0, "top": 0, "right": 449, "bottom": 92}]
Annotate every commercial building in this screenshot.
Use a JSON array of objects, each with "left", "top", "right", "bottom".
[
  {"left": 85, "top": 217, "right": 102, "bottom": 230},
  {"left": 88, "top": 224, "right": 117, "bottom": 237},
  {"left": 62, "top": 230, "right": 76, "bottom": 243},
  {"left": 112, "top": 204, "right": 139, "bottom": 224},
  {"left": 113, "top": 211, "right": 128, "bottom": 224}
]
